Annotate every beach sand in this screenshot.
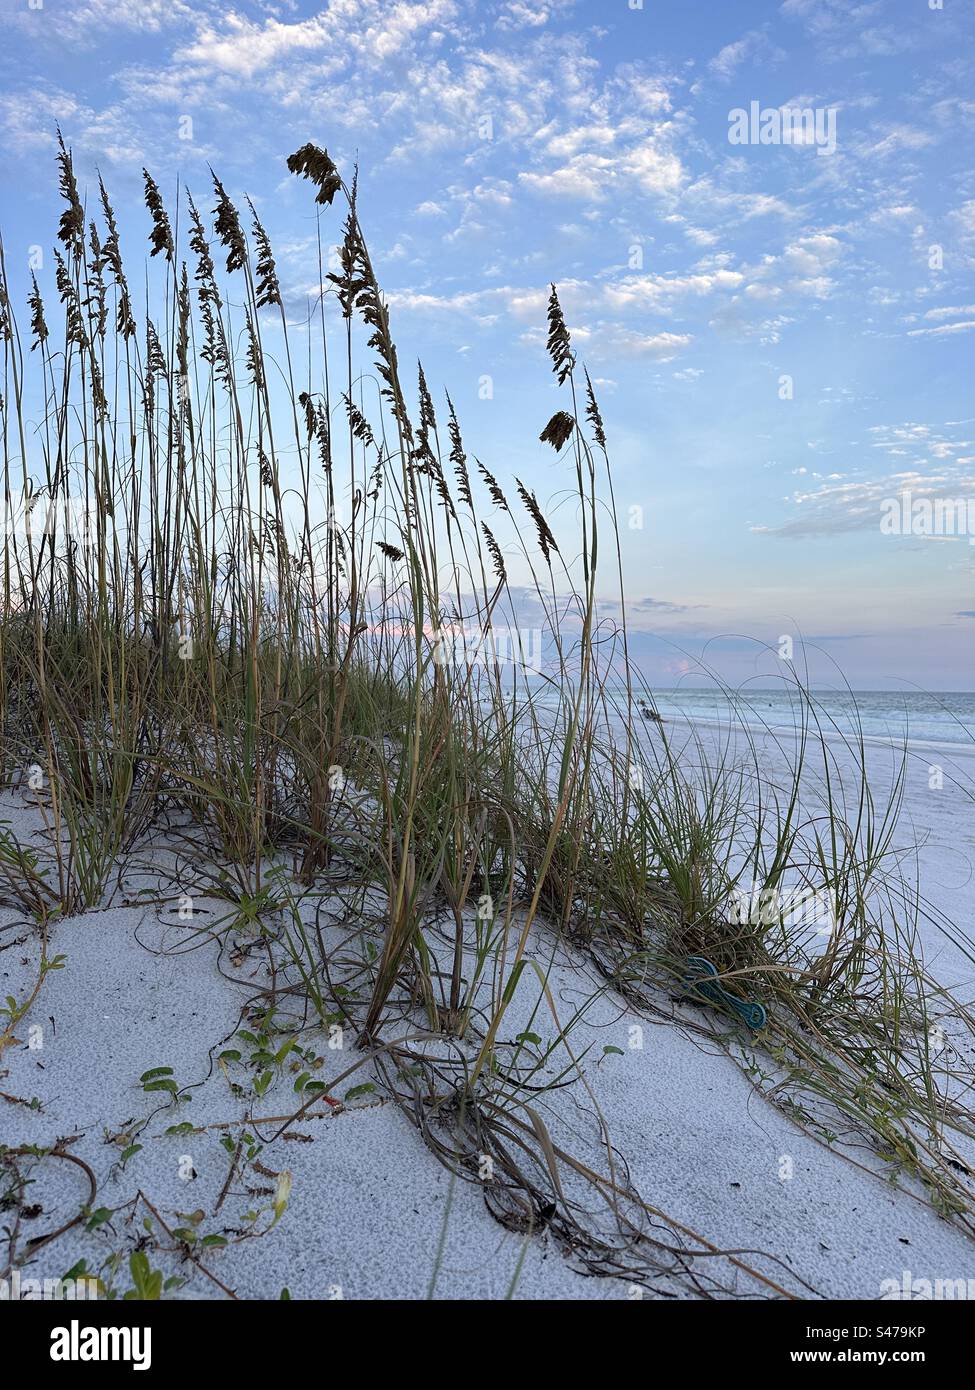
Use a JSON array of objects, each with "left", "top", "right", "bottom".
[{"left": 2, "top": 722, "right": 974, "bottom": 1300}]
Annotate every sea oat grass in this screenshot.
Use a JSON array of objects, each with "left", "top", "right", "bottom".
[{"left": 0, "top": 141, "right": 973, "bottom": 1288}]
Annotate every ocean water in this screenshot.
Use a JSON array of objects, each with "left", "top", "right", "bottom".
[{"left": 641, "top": 688, "right": 975, "bottom": 752}]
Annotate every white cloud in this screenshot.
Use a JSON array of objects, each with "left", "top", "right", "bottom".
[
  {"left": 707, "top": 29, "right": 785, "bottom": 81},
  {"left": 519, "top": 141, "right": 685, "bottom": 201},
  {"left": 780, "top": 0, "right": 909, "bottom": 61},
  {"left": 860, "top": 124, "right": 935, "bottom": 160},
  {"left": 709, "top": 37, "right": 752, "bottom": 79},
  {"left": 383, "top": 262, "right": 737, "bottom": 362},
  {"left": 176, "top": 12, "right": 333, "bottom": 79},
  {"left": 571, "top": 325, "right": 694, "bottom": 361},
  {"left": 924, "top": 304, "right": 975, "bottom": 320},
  {"left": 683, "top": 176, "right": 796, "bottom": 222},
  {"left": 519, "top": 154, "right": 610, "bottom": 200},
  {"left": 176, "top": 1, "right": 458, "bottom": 79},
  {"left": 754, "top": 468, "right": 975, "bottom": 539},
  {"left": 781, "top": 232, "right": 843, "bottom": 277},
  {"left": 730, "top": 231, "right": 845, "bottom": 305},
  {"left": 0, "top": 89, "right": 146, "bottom": 163},
  {"left": 908, "top": 320, "right": 975, "bottom": 338},
  {"left": 1, "top": 0, "right": 194, "bottom": 41},
  {"left": 496, "top": 0, "right": 576, "bottom": 31},
  {"left": 603, "top": 269, "right": 745, "bottom": 312}
]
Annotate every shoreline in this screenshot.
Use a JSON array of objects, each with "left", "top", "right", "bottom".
[{"left": 644, "top": 711, "right": 975, "bottom": 761}]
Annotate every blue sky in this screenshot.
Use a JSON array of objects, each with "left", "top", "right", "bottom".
[{"left": 1, "top": 0, "right": 973, "bottom": 688}]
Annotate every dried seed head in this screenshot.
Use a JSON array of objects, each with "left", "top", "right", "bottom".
[
  {"left": 87, "top": 222, "right": 108, "bottom": 339},
  {"left": 187, "top": 194, "right": 219, "bottom": 302},
  {"left": 143, "top": 169, "right": 174, "bottom": 261},
  {"left": 298, "top": 390, "right": 317, "bottom": 439},
  {"left": 481, "top": 523, "right": 506, "bottom": 582},
  {"left": 244, "top": 310, "right": 264, "bottom": 389},
  {"left": 445, "top": 396, "right": 473, "bottom": 511},
  {"left": 545, "top": 284, "right": 575, "bottom": 386},
  {"left": 539, "top": 410, "right": 575, "bottom": 453},
  {"left": 584, "top": 369, "right": 607, "bottom": 450},
  {"left": 55, "top": 128, "right": 85, "bottom": 260},
  {"left": 476, "top": 460, "right": 509, "bottom": 511},
  {"left": 96, "top": 177, "right": 136, "bottom": 339},
  {"left": 211, "top": 173, "right": 247, "bottom": 274},
  {"left": 315, "top": 402, "right": 332, "bottom": 479},
  {"left": 54, "top": 250, "right": 87, "bottom": 348},
  {"left": 345, "top": 394, "right": 377, "bottom": 451},
  {"left": 177, "top": 263, "right": 191, "bottom": 376},
  {"left": 28, "top": 275, "right": 49, "bottom": 352},
  {"left": 516, "top": 478, "right": 558, "bottom": 563},
  {"left": 286, "top": 144, "right": 343, "bottom": 206},
  {"left": 247, "top": 198, "right": 281, "bottom": 308},
  {"left": 367, "top": 454, "right": 383, "bottom": 501},
  {"left": 413, "top": 362, "right": 438, "bottom": 471}
]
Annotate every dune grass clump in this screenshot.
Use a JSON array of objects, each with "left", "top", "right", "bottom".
[{"left": 1, "top": 138, "right": 974, "bottom": 1292}]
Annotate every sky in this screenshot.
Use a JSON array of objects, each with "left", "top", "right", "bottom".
[{"left": 0, "top": 0, "right": 973, "bottom": 689}]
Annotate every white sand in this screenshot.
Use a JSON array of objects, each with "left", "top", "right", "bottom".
[{"left": 2, "top": 723, "right": 974, "bottom": 1300}]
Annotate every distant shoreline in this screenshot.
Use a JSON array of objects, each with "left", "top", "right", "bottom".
[{"left": 639, "top": 709, "right": 975, "bottom": 759}]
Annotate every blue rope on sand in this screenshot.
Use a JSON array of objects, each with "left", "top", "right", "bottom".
[{"left": 684, "top": 955, "right": 767, "bottom": 1031}]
